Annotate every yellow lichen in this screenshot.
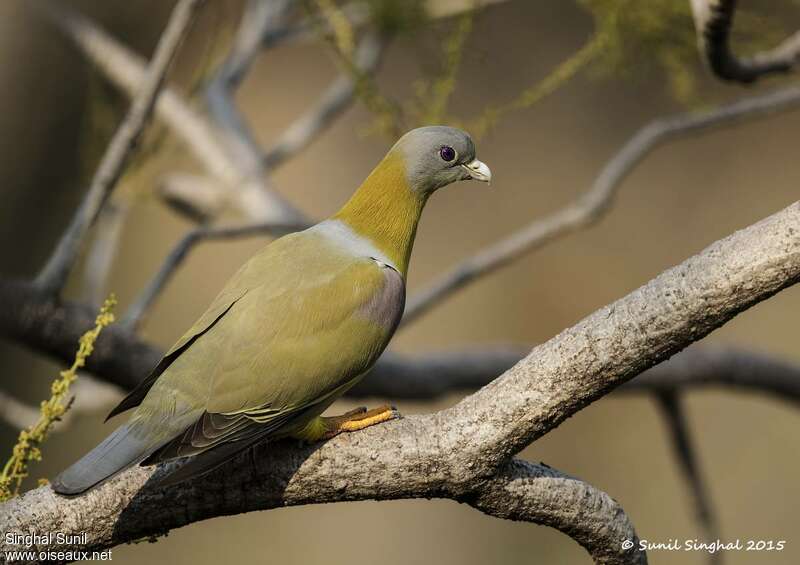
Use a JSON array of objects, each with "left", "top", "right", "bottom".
[
  {"left": 0, "top": 294, "right": 117, "bottom": 501},
  {"left": 414, "top": 8, "right": 475, "bottom": 125},
  {"left": 311, "top": 0, "right": 405, "bottom": 138}
]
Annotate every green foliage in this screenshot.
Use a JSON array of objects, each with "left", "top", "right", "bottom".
[
  {"left": 0, "top": 295, "right": 117, "bottom": 501},
  {"left": 412, "top": 9, "right": 474, "bottom": 126},
  {"left": 580, "top": 0, "right": 791, "bottom": 103},
  {"left": 363, "top": 0, "right": 428, "bottom": 36}
]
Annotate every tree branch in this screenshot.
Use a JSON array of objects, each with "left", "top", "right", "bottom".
[
  {"left": 403, "top": 85, "right": 800, "bottom": 324},
  {"left": 472, "top": 460, "right": 645, "bottom": 565},
  {"left": 39, "top": 1, "right": 300, "bottom": 223},
  {"left": 653, "top": 393, "right": 719, "bottom": 564},
  {"left": 690, "top": 0, "right": 800, "bottom": 83},
  {"left": 205, "top": 0, "right": 293, "bottom": 153},
  {"left": 34, "top": 0, "right": 205, "bottom": 295},
  {"left": 2, "top": 272, "right": 800, "bottom": 405},
  {"left": 202, "top": 0, "right": 305, "bottom": 223},
  {"left": 263, "top": 30, "right": 387, "bottom": 169},
  {"left": 0, "top": 391, "right": 40, "bottom": 431},
  {"left": 80, "top": 200, "right": 129, "bottom": 306},
  {"left": 0, "top": 379, "right": 122, "bottom": 431},
  {"left": 3, "top": 200, "right": 800, "bottom": 561}
]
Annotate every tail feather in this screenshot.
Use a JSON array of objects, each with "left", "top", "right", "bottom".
[
  {"left": 149, "top": 434, "right": 267, "bottom": 489},
  {"left": 52, "top": 423, "right": 158, "bottom": 495}
]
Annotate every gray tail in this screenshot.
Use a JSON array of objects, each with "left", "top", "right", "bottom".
[
  {"left": 52, "top": 423, "right": 156, "bottom": 495},
  {"left": 150, "top": 434, "right": 267, "bottom": 489}
]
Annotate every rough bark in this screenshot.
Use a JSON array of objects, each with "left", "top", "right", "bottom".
[{"left": 3, "top": 200, "right": 800, "bottom": 563}]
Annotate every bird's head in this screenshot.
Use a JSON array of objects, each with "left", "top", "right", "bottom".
[{"left": 391, "top": 126, "right": 491, "bottom": 194}]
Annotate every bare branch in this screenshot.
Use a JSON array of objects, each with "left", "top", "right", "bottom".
[
  {"left": 262, "top": 0, "right": 510, "bottom": 47},
  {"left": 80, "top": 200, "right": 129, "bottom": 306},
  {"left": 0, "top": 391, "right": 40, "bottom": 431},
  {"left": 403, "top": 85, "right": 800, "bottom": 325},
  {"left": 690, "top": 0, "right": 800, "bottom": 83},
  {"left": 263, "top": 30, "right": 387, "bottom": 169},
  {"left": 654, "top": 392, "right": 719, "bottom": 563},
  {"left": 0, "top": 279, "right": 162, "bottom": 392},
  {"left": 0, "top": 456, "right": 643, "bottom": 564},
  {"left": 157, "top": 173, "right": 230, "bottom": 222},
  {"left": 34, "top": 0, "right": 205, "bottom": 295},
  {"left": 365, "top": 344, "right": 800, "bottom": 403},
  {"left": 205, "top": 0, "right": 293, "bottom": 175},
  {"left": 122, "top": 219, "right": 310, "bottom": 329},
  {"left": 0, "top": 378, "right": 121, "bottom": 432},
  {"left": 5, "top": 199, "right": 800, "bottom": 558},
  {"left": 3, "top": 269, "right": 800, "bottom": 406},
  {"left": 208, "top": 0, "right": 293, "bottom": 112},
  {"left": 472, "top": 460, "right": 645, "bottom": 565},
  {"left": 40, "top": 1, "right": 300, "bottom": 223}
]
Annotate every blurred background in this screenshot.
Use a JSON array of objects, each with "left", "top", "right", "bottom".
[{"left": 1, "top": 0, "right": 799, "bottom": 563}]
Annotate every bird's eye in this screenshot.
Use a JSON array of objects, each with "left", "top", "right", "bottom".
[{"left": 439, "top": 145, "right": 456, "bottom": 162}]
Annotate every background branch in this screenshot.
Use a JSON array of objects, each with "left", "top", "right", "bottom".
[
  {"left": 34, "top": 0, "right": 204, "bottom": 295},
  {"left": 654, "top": 392, "right": 719, "bottom": 564},
  {"left": 41, "top": 1, "right": 300, "bottom": 223},
  {"left": 690, "top": 0, "right": 800, "bottom": 83},
  {"left": 3, "top": 271, "right": 800, "bottom": 406},
  {"left": 263, "top": 30, "right": 387, "bottom": 169},
  {"left": 403, "top": 85, "right": 800, "bottom": 325}
]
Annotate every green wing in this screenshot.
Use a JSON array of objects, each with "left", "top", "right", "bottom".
[
  {"left": 126, "top": 230, "right": 404, "bottom": 463},
  {"left": 106, "top": 256, "right": 254, "bottom": 420}
]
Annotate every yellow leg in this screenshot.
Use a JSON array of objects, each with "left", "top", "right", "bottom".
[
  {"left": 322, "top": 404, "right": 400, "bottom": 439},
  {"left": 291, "top": 405, "right": 401, "bottom": 442}
]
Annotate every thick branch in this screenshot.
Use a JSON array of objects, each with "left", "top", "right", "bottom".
[
  {"left": 472, "top": 460, "right": 645, "bottom": 565},
  {"left": 403, "top": 86, "right": 800, "bottom": 324},
  {"left": 0, "top": 455, "right": 642, "bottom": 565},
  {"left": 34, "top": 0, "right": 204, "bottom": 295},
  {"left": 690, "top": 0, "right": 800, "bottom": 83},
  {"left": 443, "top": 201, "right": 800, "bottom": 467},
  {"left": 3, "top": 201, "right": 799, "bottom": 559},
  {"left": 0, "top": 279, "right": 161, "bottom": 391}
]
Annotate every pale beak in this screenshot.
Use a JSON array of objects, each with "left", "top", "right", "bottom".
[{"left": 461, "top": 159, "right": 492, "bottom": 183}]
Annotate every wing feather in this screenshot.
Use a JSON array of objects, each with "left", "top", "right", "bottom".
[{"left": 131, "top": 233, "right": 405, "bottom": 485}]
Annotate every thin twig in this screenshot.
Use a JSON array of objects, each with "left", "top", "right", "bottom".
[
  {"left": 690, "top": 0, "right": 800, "bottom": 83},
  {"left": 39, "top": 0, "right": 300, "bottom": 223},
  {"left": 403, "top": 85, "right": 800, "bottom": 325},
  {"left": 81, "top": 200, "right": 129, "bottom": 306},
  {"left": 206, "top": 0, "right": 294, "bottom": 175},
  {"left": 34, "top": 0, "right": 205, "bottom": 295},
  {"left": 0, "top": 378, "right": 122, "bottom": 432},
  {"left": 654, "top": 392, "right": 720, "bottom": 565},
  {"left": 157, "top": 173, "right": 230, "bottom": 223},
  {"left": 262, "top": 0, "right": 511, "bottom": 47},
  {"left": 263, "top": 30, "right": 387, "bottom": 169},
  {"left": 122, "top": 219, "right": 310, "bottom": 328},
  {"left": 312, "top": 5, "right": 403, "bottom": 139}
]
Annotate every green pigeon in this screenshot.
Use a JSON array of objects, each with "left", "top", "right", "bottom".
[{"left": 53, "top": 126, "right": 491, "bottom": 495}]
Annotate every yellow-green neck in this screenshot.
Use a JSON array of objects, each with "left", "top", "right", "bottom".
[{"left": 333, "top": 151, "right": 427, "bottom": 276}]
